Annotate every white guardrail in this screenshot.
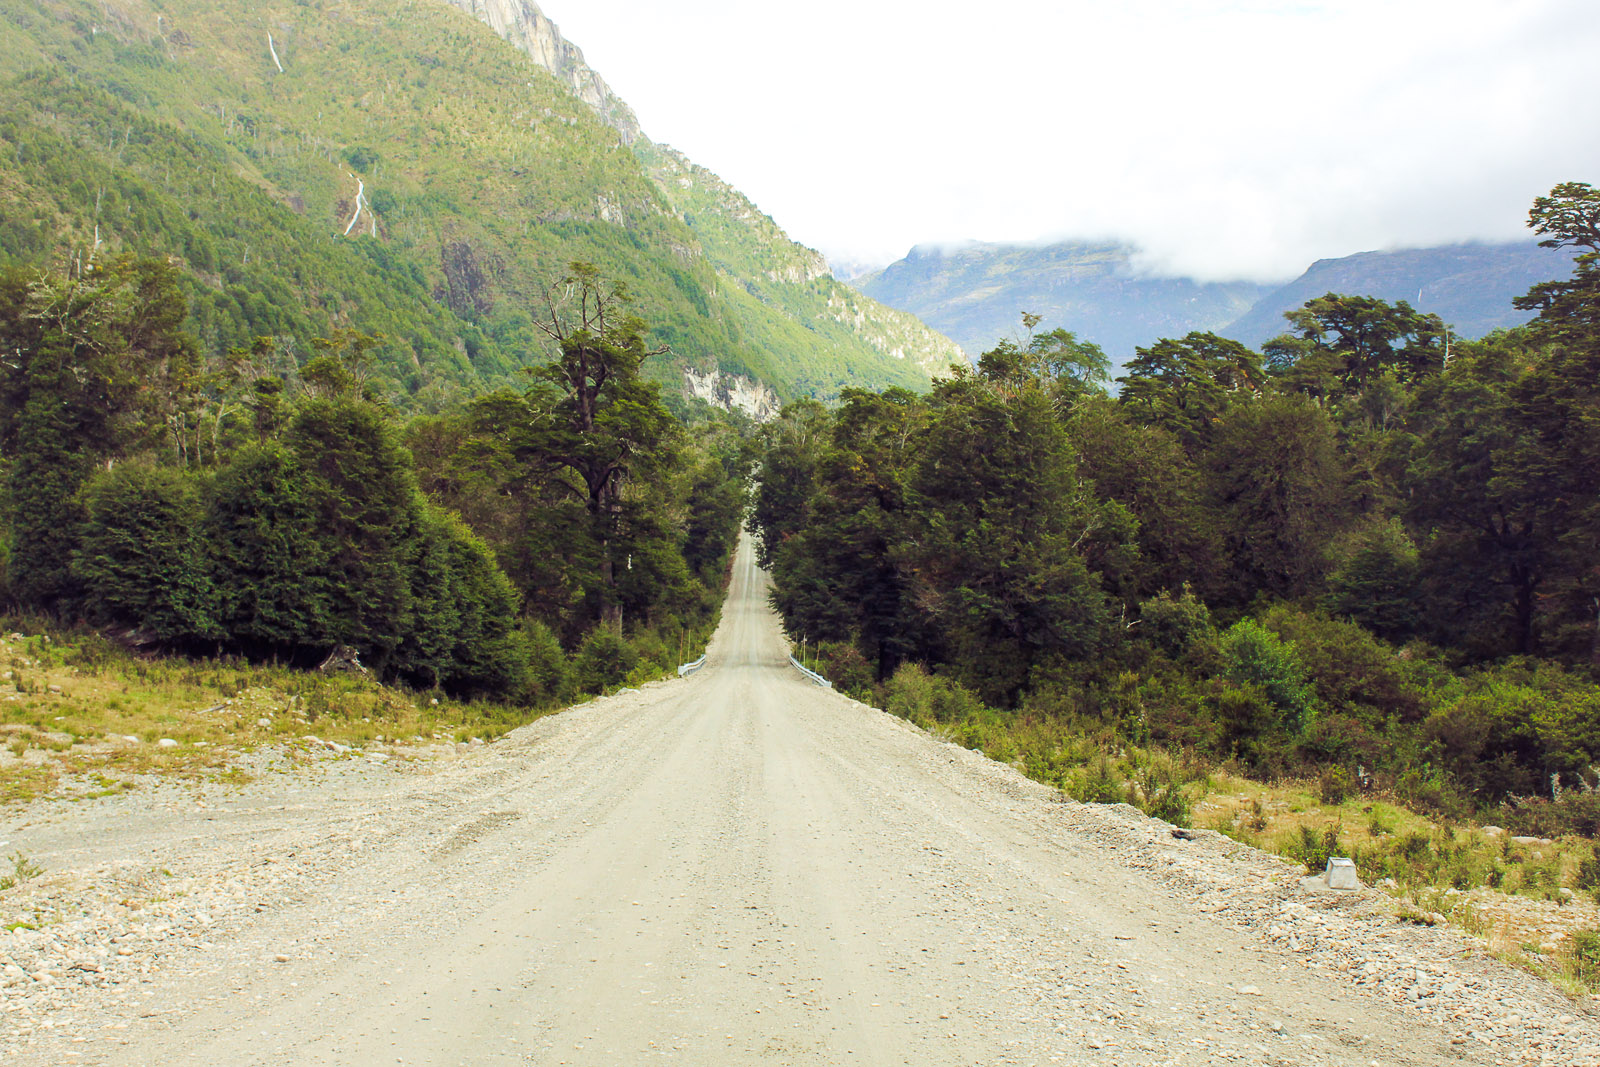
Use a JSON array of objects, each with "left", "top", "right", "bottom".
[
  {"left": 677, "top": 654, "right": 708, "bottom": 678},
  {"left": 788, "top": 653, "right": 833, "bottom": 689}
]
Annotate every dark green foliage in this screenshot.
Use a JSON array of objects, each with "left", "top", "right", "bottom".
[
  {"left": 285, "top": 398, "right": 420, "bottom": 668},
  {"left": 1205, "top": 395, "right": 1350, "bottom": 603},
  {"left": 204, "top": 443, "right": 333, "bottom": 653},
  {"left": 1264, "top": 293, "right": 1445, "bottom": 397},
  {"left": 0, "top": 258, "right": 196, "bottom": 610},
  {"left": 1118, "top": 331, "right": 1264, "bottom": 449},
  {"left": 813, "top": 641, "right": 875, "bottom": 697},
  {"left": 754, "top": 184, "right": 1600, "bottom": 834},
  {"left": 74, "top": 464, "right": 218, "bottom": 642},
  {"left": 0, "top": 253, "right": 744, "bottom": 703},
  {"left": 1138, "top": 587, "right": 1217, "bottom": 661},
  {"left": 1070, "top": 397, "right": 1224, "bottom": 599},
  {"left": 902, "top": 377, "right": 1112, "bottom": 703},
  {"left": 399, "top": 506, "right": 528, "bottom": 697},
  {"left": 1325, "top": 519, "right": 1421, "bottom": 640},
  {"left": 521, "top": 620, "right": 577, "bottom": 706},
  {"left": 574, "top": 627, "right": 639, "bottom": 693}
]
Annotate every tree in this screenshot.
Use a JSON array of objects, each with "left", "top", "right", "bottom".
[
  {"left": 1068, "top": 395, "right": 1225, "bottom": 600},
  {"left": 0, "top": 257, "right": 197, "bottom": 610},
  {"left": 1264, "top": 293, "right": 1446, "bottom": 399},
  {"left": 285, "top": 398, "right": 420, "bottom": 670},
  {"left": 1117, "top": 331, "right": 1264, "bottom": 451},
  {"left": 1323, "top": 518, "right": 1421, "bottom": 641},
  {"left": 204, "top": 443, "right": 335, "bottom": 657},
  {"left": 977, "top": 313, "right": 1110, "bottom": 406},
  {"left": 1514, "top": 180, "right": 1600, "bottom": 343},
  {"left": 74, "top": 464, "right": 218, "bottom": 643},
  {"left": 1401, "top": 341, "right": 1546, "bottom": 657},
  {"left": 900, "top": 376, "right": 1112, "bottom": 704},
  {"left": 528, "top": 263, "right": 676, "bottom": 631},
  {"left": 748, "top": 399, "right": 830, "bottom": 569},
  {"left": 1205, "top": 395, "right": 1351, "bottom": 604},
  {"left": 767, "top": 389, "right": 927, "bottom": 679}
]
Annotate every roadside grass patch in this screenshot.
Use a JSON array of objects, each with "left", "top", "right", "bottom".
[{"left": 0, "top": 625, "right": 540, "bottom": 802}]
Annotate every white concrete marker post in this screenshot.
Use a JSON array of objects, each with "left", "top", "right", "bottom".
[{"left": 1325, "top": 856, "right": 1360, "bottom": 890}]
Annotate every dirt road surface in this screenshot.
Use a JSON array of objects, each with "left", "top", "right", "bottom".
[{"left": 3, "top": 535, "right": 1597, "bottom": 1065}]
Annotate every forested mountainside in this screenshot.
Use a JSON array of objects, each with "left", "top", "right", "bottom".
[
  {"left": 0, "top": 0, "right": 953, "bottom": 406},
  {"left": 754, "top": 182, "right": 1600, "bottom": 849},
  {"left": 1224, "top": 241, "right": 1580, "bottom": 349},
  {"left": 854, "top": 241, "right": 1273, "bottom": 366}
]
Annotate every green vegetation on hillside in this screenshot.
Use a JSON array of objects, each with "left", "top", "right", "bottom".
[{"left": 0, "top": 0, "right": 940, "bottom": 404}]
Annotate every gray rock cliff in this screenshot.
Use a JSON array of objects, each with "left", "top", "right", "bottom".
[{"left": 438, "top": 0, "right": 641, "bottom": 143}]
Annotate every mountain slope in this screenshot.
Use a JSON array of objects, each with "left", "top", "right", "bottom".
[
  {"left": 445, "top": 0, "right": 961, "bottom": 389},
  {"left": 635, "top": 142, "right": 964, "bottom": 387},
  {"left": 0, "top": 0, "right": 949, "bottom": 405},
  {"left": 1222, "top": 242, "right": 1580, "bottom": 348},
  {"left": 855, "top": 241, "right": 1273, "bottom": 366}
]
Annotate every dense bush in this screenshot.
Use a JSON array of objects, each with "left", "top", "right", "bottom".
[
  {"left": 574, "top": 627, "right": 639, "bottom": 694},
  {"left": 75, "top": 464, "right": 218, "bottom": 643},
  {"left": 1220, "top": 619, "right": 1316, "bottom": 732}
]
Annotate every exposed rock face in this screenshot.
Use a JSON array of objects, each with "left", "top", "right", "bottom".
[
  {"left": 438, "top": 0, "right": 641, "bottom": 144},
  {"left": 683, "top": 368, "right": 781, "bottom": 422}
]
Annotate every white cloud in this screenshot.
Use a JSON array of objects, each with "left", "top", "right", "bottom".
[{"left": 545, "top": 0, "right": 1600, "bottom": 280}]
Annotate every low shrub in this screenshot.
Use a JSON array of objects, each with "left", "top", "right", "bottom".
[
  {"left": 1282, "top": 823, "right": 1344, "bottom": 874},
  {"left": 574, "top": 627, "right": 638, "bottom": 694},
  {"left": 1069, "top": 751, "right": 1125, "bottom": 804},
  {"left": 1319, "top": 765, "right": 1352, "bottom": 805},
  {"left": 816, "top": 641, "right": 874, "bottom": 696}
]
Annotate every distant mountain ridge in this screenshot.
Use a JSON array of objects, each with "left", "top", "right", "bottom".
[
  {"left": 855, "top": 241, "right": 1272, "bottom": 366},
  {"left": 1222, "top": 241, "right": 1579, "bottom": 348},
  {"left": 856, "top": 238, "right": 1581, "bottom": 369}
]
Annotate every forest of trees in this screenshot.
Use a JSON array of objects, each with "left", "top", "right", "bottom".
[
  {"left": 0, "top": 258, "right": 751, "bottom": 704},
  {"left": 748, "top": 183, "right": 1600, "bottom": 831}
]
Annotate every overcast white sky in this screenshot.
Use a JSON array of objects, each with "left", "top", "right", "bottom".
[{"left": 544, "top": 0, "right": 1600, "bottom": 281}]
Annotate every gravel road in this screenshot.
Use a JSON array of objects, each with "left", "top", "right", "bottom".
[{"left": 3, "top": 534, "right": 1598, "bottom": 1065}]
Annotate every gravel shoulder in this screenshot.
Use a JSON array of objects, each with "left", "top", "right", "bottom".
[{"left": 3, "top": 535, "right": 1598, "bottom": 1065}]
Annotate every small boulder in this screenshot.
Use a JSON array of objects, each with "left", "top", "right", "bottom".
[{"left": 157, "top": 738, "right": 180, "bottom": 749}]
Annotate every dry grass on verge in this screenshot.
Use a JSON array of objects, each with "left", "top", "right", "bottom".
[
  {"left": 0, "top": 627, "right": 541, "bottom": 804},
  {"left": 1200, "top": 772, "right": 1600, "bottom": 994}
]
